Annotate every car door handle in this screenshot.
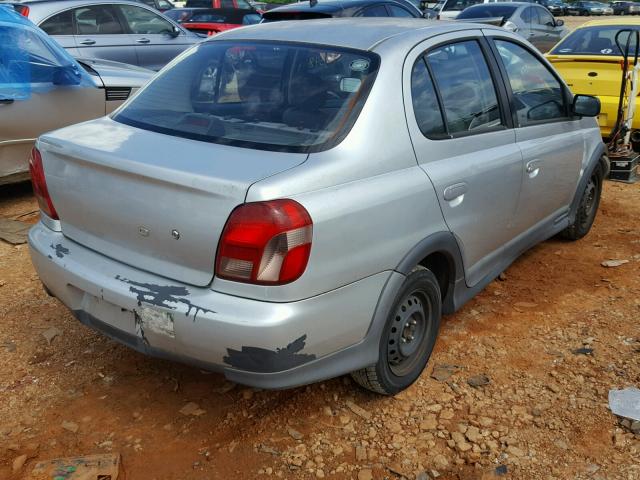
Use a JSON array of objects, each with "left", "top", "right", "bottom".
[
  {"left": 79, "top": 39, "right": 96, "bottom": 45},
  {"left": 443, "top": 182, "right": 468, "bottom": 202},
  {"left": 526, "top": 160, "right": 542, "bottom": 177},
  {"left": 136, "top": 38, "right": 151, "bottom": 44},
  {"left": 0, "top": 98, "right": 14, "bottom": 105}
]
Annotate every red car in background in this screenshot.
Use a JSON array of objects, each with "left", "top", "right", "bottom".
[{"left": 165, "top": 8, "right": 261, "bottom": 35}]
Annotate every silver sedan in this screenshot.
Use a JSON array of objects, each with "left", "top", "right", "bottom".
[
  {"left": 12, "top": 0, "right": 201, "bottom": 70},
  {"left": 0, "top": 9, "right": 153, "bottom": 184},
  {"left": 28, "top": 19, "right": 605, "bottom": 394},
  {"left": 456, "top": 2, "right": 569, "bottom": 52}
]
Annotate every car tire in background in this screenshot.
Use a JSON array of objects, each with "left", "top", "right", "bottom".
[
  {"left": 351, "top": 266, "right": 441, "bottom": 395},
  {"left": 561, "top": 163, "right": 604, "bottom": 241}
]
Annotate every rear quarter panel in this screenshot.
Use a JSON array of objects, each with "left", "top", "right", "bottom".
[{"left": 213, "top": 44, "right": 450, "bottom": 302}]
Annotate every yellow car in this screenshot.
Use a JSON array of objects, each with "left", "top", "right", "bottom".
[{"left": 546, "top": 18, "right": 640, "bottom": 139}]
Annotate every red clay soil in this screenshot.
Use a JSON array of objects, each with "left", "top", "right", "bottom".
[{"left": 1, "top": 180, "right": 639, "bottom": 480}]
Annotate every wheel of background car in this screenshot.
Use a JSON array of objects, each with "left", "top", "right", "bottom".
[
  {"left": 561, "top": 162, "right": 603, "bottom": 240},
  {"left": 351, "top": 266, "right": 441, "bottom": 395}
]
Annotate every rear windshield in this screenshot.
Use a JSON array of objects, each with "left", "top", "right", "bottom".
[
  {"left": 456, "top": 5, "right": 517, "bottom": 18},
  {"left": 550, "top": 26, "right": 640, "bottom": 56},
  {"left": 261, "top": 11, "right": 333, "bottom": 21},
  {"left": 113, "top": 41, "right": 380, "bottom": 152}
]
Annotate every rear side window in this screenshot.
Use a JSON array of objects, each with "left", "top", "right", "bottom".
[
  {"left": 494, "top": 40, "right": 566, "bottom": 125},
  {"left": 359, "top": 5, "right": 389, "bottom": 16},
  {"left": 387, "top": 5, "right": 416, "bottom": 16},
  {"left": 73, "top": 5, "right": 124, "bottom": 35},
  {"left": 456, "top": 5, "right": 517, "bottom": 18},
  {"left": 40, "top": 10, "right": 75, "bottom": 35},
  {"left": 443, "top": 0, "right": 482, "bottom": 11},
  {"left": 426, "top": 40, "right": 503, "bottom": 135},
  {"left": 520, "top": 6, "right": 539, "bottom": 22},
  {"left": 411, "top": 59, "right": 446, "bottom": 137},
  {"left": 536, "top": 6, "right": 554, "bottom": 25},
  {"left": 117, "top": 4, "right": 175, "bottom": 34},
  {"left": 114, "top": 41, "right": 380, "bottom": 152}
]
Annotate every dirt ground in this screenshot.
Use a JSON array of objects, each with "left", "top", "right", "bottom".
[
  {"left": 1, "top": 177, "right": 639, "bottom": 480},
  {"left": 2, "top": 17, "right": 640, "bottom": 480}
]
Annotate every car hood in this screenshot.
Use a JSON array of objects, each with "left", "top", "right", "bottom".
[{"left": 76, "top": 57, "right": 155, "bottom": 89}]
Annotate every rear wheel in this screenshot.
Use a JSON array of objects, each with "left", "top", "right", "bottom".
[
  {"left": 351, "top": 267, "right": 441, "bottom": 395},
  {"left": 561, "top": 164, "right": 603, "bottom": 241}
]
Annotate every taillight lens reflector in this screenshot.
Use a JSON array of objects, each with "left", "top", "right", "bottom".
[
  {"left": 216, "top": 199, "right": 312, "bottom": 285},
  {"left": 29, "top": 147, "right": 59, "bottom": 220}
]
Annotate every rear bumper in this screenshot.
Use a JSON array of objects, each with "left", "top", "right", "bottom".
[
  {"left": 28, "top": 222, "right": 392, "bottom": 388},
  {"left": 596, "top": 96, "right": 640, "bottom": 137}
]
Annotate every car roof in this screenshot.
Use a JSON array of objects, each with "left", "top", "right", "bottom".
[
  {"left": 581, "top": 17, "right": 640, "bottom": 27},
  {"left": 463, "top": 2, "right": 530, "bottom": 7},
  {"left": 266, "top": 0, "right": 414, "bottom": 14},
  {"left": 213, "top": 17, "right": 498, "bottom": 51}
]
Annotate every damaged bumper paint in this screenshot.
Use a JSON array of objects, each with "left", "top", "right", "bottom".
[{"left": 28, "top": 222, "right": 390, "bottom": 388}]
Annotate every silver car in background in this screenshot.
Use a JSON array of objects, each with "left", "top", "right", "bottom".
[
  {"left": 0, "top": 7, "right": 153, "bottom": 184},
  {"left": 456, "top": 2, "right": 569, "bottom": 52},
  {"left": 29, "top": 19, "right": 606, "bottom": 395},
  {"left": 9, "top": 0, "right": 201, "bottom": 70}
]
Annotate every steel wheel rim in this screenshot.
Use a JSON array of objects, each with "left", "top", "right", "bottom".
[
  {"left": 581, "top": 175, "right": 598, "bottom": 227},
  {"left": 387, "top": 290, "right": 432, "bottom": 377}
]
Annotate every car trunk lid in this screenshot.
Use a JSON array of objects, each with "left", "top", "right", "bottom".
[
  {"left": 38, "top": 117, "right": 307, "bottom": 286},
  {"left": 546, "top": 55, "right": 631, "bottom": 97}
]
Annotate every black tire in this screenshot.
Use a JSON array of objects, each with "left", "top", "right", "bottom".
[
  {"left": 351, "top": 267, "right": 441, "bottom": 395},
  {"left": 561, "top": 164, "right": 603, "bottom": 241}
]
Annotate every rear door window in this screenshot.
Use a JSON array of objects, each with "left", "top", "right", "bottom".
[
  {"left": 40, "top": 10, "right": 75, "bottom": 35},
  {"left": 387, "top": 4, "right": 416, "bottom": 16},
  {"left": 116, "top": 4, "right": 175, "bottom": 34},
  {"left": 411, "top": 58, "right": 446, "bottom": 137},
  {"left": 520, "top": 6, "right": 539, "bottom": 23},
  {"left": 359, "top": 5, "right": 389, "bottom": 16},
  {"left": 426, "top": 40, "right": 503, "bottom": 135},
  {"left": 536, "top": 6, "right": 554, "bottom": 25},
  {"left": 73, "top": 5, "right": 125, "bottom": 35},
  {"left": 494, "top": 40, "right": 567, "bottom": 125},
  {"left": 113, "top": 41, "right": 380, "bottom": 152}
]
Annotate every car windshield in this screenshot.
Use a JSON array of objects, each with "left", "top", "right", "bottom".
[
  {"left": 550, "top": 26, "right": 640, "bottom": 56},
  {"left": 113, "top": 41, "right": 380, "bottom": 152},
  {"left": 456, "top": 5, "right": 517, "bottom": 18}
]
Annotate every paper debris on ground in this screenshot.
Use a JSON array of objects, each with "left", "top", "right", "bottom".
[
  {"left": 28, "top": 453, "right": 120, "bottom": 480},
  {"left": 0, "top": 218, "right": 31, "bottom": 245},
  {"left": 609, "top": 387, "right": 640, "bottom": 421}
]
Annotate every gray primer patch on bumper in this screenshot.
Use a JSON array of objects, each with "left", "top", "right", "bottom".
[
  {"left": 50, "top": 243, "right": 69, "bottom": 258},
  {"left": 115, "top": 275, "right": 215, "bottom": 321},
  {"left": 136, "top": 306, "right": 175, "bottom": 338},
  {"left": 223, "top": 335, "right": 316, "bottom": 373}
]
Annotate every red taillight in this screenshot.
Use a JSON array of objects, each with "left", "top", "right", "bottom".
[
  {"left": 15, "top": 5, "right": 30, "bottom": 16},
  {"left": 28, "top": 147, "right": 58, "bottom": 220},
  {"left": 216, "top": 199, "right": 312, "bottom": 285}
]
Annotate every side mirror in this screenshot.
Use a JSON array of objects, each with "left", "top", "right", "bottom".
[
  {"left": 168, "top": 25, "right": 181, "bottom": 37},
  {"left": 572, "top": 94, "right": 600, "bottom": 117},
  {"left": 52, "top": 64, "right": 81, "bottom": 86},
  {"left": 555, "top": 19, "right": 564, "bottom": 26}
]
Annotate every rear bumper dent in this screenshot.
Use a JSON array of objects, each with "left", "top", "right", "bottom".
[{"left": 28, "top": 222, "right": 390, "bottom": 388}]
